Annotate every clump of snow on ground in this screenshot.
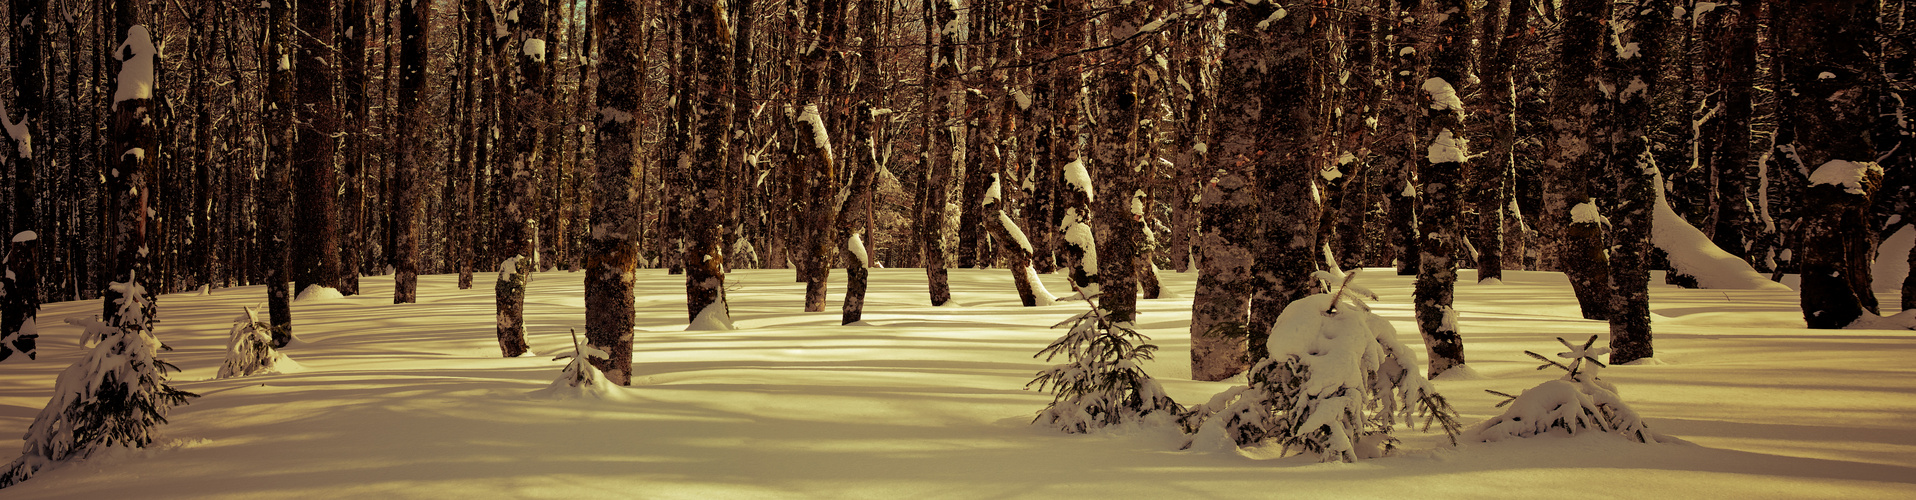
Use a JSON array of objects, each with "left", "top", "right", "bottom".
[
  {"left": 687, "top": 302, "right": 734, "bottom": 331},
  {"left": 294, "top": 285, "right": 344, "bottom": 303}
]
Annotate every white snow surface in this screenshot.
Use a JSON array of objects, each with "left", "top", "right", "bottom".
[
  {"left": 1063, "top": 222, "right": 1097, "bottom": 270},
  {"left": 1570, "top": 202, "right": 1603, "bottom": 224},
  {"left": 112, "top": 25, "right": 157, "bottom": 110},
  {"left": 12, "top": 230, "right": 38, "bottom": 243},
  {"left": 0, "top": 99, "right": 30, "bottom": 159},
  {"left": 293, "top": 285, "right": 345, "bottom": 303},
  {"left": 1873, "top": 225, "right": 1914, "bottom": 292},
  {"left": 0, "top": 270, "right": 1913, "bottom": 497},
  {"left": 522, "top": 38, "right": 547, "bottom": 63},
  {"left": 1808, "top": 160, "right": 1881, "bottom": 195},
  {"left": 1650, "top": 168, "right": 1790, "bottom": 290}
]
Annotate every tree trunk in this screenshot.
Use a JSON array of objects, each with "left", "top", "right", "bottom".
[
  {"left": 495, "top": 0, "right": 547, "bottom": 357},
  {"left": 1606, "top": 0, "right": 1670, "bottom": 364},
  {"left": 1550, "top": 0, "right": 1614, "bottom": 321},
  {"left": 1475, "top": 0, "right": 1532, "bottom": 283},
  {"left": 1245, "top": 3, "right": 1323, "bottom": 363},
  {"left": 263, "top": 0, "right": 297, "bottom": 343},
  {"left": 293, "top": 0, "right": 342, "bottom": 297},
  {"left": 921, "top": 0, "right": 958, "bottom": 306},
  {"left": 587, "top": 0, "right": 642, "bottom": 385},
  {"left": 1416, "top": 0, "right": 1473, "bottom": 377},
  {"left": 339, "top": 0, "right": 370, "bottom": 296},
  {"left": 1, "top": 0, "right": 46, "bottom": 361},
  {"left": 393, "top": 0, "right": 432, "bottom": 305},
  {"left": 1777, "top": 0, "right": 1884, "bottom": 328},
  {"left": 685, "top": 0, "right": 735, "bottom": 323}
]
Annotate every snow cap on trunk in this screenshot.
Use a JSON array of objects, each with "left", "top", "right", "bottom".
[
  {"left": 1426, "top": 129, "right": 1468, "bottom": 165},
  {"left": 1421, "top": 77, "right": 1464, "bottom": 115},
  {"left": 847, "top": 234, "right": 870, "bottom": 268},
  {"left": 1808, "top": 160, "right": 1881, "bottom": 195},
  {"left": 113, "top": 25, "right": 158, "bottom": 111},
  {"left": 1063, "top": 159, "right": 1094, "bottom": 202}
]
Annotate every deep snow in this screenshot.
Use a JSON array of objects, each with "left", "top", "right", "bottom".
[{"left": 0, "top": 268, "right": 1912, "bottom": 499}]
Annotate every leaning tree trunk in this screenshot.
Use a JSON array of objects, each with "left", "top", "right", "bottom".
[
  {"left": 262, "top": 0, "right": 297, "bottom": 343},
  {"left": 685, "top": 0, "right": 735, "bottom": 324},
  {"left": 1549, "top": 0, "right": 1614, "bottom": 321},
  {"left": 495, "top": 0, "right": 548, "bottom": 357},
  {"left": 1416, "top": 0, "right": 1473, "bottom": 377},
  {"left": 293, "top": 0, "right": 341, "bottom": 296},
  {"left": 393, "top": 0, "right": 432, "bottom": 306},
  {"left": 586, "top": 0, "right": 642, "bottom": 385},
  {"left": 1245, "top": 3, "right": 1325, "bottom": 364},
  {"left": 1777, "top": 0, "right": 1885, "bottom": 328},
  {"left": 1606, "top": 0, "right": 1669, "bottom": 365},
  {"left": 1, "top": 0, "right": 46, "bottom": 361}
]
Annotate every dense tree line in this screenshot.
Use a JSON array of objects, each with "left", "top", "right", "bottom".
[{"left": 0, "top": 0, "right": 1911, "bottom": 380}]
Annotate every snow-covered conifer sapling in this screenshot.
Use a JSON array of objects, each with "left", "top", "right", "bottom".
[
  {"left": 1027, "top": 296, "right": 1181, "bottom": 433},
  {"left": 217, "top": 306, "right": 299, "bottom": 378},
  {"left": 1181, "top": 270, "right": 1460, "bottom": 462},
  {"left": 1467, "top": 335, "right": 1680, "bottom": 444},
  {"left": 1, "top": 273, "right": 196, "bottom": 489}
]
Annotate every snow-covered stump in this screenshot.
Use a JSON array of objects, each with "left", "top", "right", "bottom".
[
  {"left": 1469, "top": 336, "right": 1677, "bottom": 444},
  {"left": 842, "top": 234, "right": 870, "bottom": 325},
  {"left": 1800, "top": 161, "right": 1885, "bottom": 329},
  {"left": 1181, "top": 272, "right": 1459, "bottom": 461},
  {"left": 216, "top": 307, "right": 299, "bottom": 378},
  {"left": 1, "top": 275, "right": 195, "bottom": 490},
  {"left": 1027, "top": 298, "right": 1181, "bottom": 433},
  {"left": 495, "top": 256, "right": 532, "bottom": 357}
]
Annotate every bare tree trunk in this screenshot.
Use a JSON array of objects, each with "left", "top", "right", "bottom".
[
  {"left": 1, "top": 0, "right": 46, "bottom": 361},
  {"left": 1778, "top": 0, "right": 1884, "bottom": 328},
  {"left": 393, "top": 0, "right": 432, "bottom": 306},
  {"left": 921, "top": 0, "right": 958, "bottom": 306},
  {"left": 1550, "top": 0, "right": 1614, "bottom": 321},
  {"left": 294, "top": 0, "right": 342, "bottom": 297},
  {"left": 1606, "top": 0, "right": 1669, "bottom": 364},
  {"left": 586, "top": 0, "right": 642, "bottom": 385},
  {"left": 1245, "top": 3, "right": 1323, "bottom": 363},
  {"left": 494, "top": 0, "right": 548, "bottom": 357},
  {"left": 1416, "top": 0, "right": 1473, "bottom": 377},
  {"left": 263, "top": 0, "right": 297, "bottom": 342},
  {"left": 339, "top": 0, "right": 370, "bottom": 296},
  {"left": 1475, "top": 0, "right": 1532, "bottom": 283},
  {"left": 684, "top": 0, "right": 735, "bottom": 323}
]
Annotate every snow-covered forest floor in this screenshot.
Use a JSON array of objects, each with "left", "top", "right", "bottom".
[{"left": 1, "top": 268, "right": 1912, "bottom": 498}]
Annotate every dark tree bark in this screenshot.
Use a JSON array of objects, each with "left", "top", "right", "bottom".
[
  {"left": 263, "top": 0, "right": 297, "bottom": 343},
  {"left": 794, "top": 0, "right": 843, "bottom": 313},
  {"left": 921, "top": 0, "right": 958, "bottom": 306},
  {"left": 1606, "top": 0, "right": 1670, "bottom": 365},
  {"left": 1705, "top": 0, "right": 1760, "bottom": 267},
  {"left": 495, "top": 0, "right": 548, "bottom": 357},
  {"left": 293, "top": 0, "right": 343, "bottom": 297},
  {"left": 1549, "top": 0, "right": 1614, "bottom": 321},
  {"left": 684, "top": 0, "right": 735, "bottom": 323},
  {"left": 339, "top": 0, "right": 371, "bottom": 296},
  {"left": 1, "top": 0, "right": 46, "bottom": 361},
  {"left": 393, "top": 0, "right": 432, "bottom": 305},
  {"left": 1386, "top": 1, "right": 1422, "bottom": 276},
  {"left": 1416, "top": 0, "right": 1472, "bottom": 377},
  {"left": 1777, "top": 0, "right": 1885, "bottom": 328},
  {"left": 587, "top": 0, "right": 642, "bottom": 385},
  {"left": 1245, "top": 3, "right": 1324, "bottom": 364},
  {"left": 1474, "top": 0, "right": 1532, "bottom": 283},
  {"left": 102, "top": 0, "right": 158, "bottom": 330},
  {"left": 1087, "top": 0, "right": 1160, "bottom": 327},
  {"left": 842, "top": 1, "right": 884, "bottom": 324}
]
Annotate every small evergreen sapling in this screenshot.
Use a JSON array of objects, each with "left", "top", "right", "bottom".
[
  {"left": 217, "top": 306, "right": 299, "bottom": 378},
  {"left": 1467, "top": 335, "right": 1677, "bottom": 443},
  {"left": 531, "top": 329, "right": 625, "bottom": 400},
  {"left": 1027, "top": 296, "right": 1182, "bottom": 433},
  {"left": 1, "top": 273, "right": 196, "bottom": 489},
  {"left": 1180, "top": 270, "right": 1460, "bottom": 462}
]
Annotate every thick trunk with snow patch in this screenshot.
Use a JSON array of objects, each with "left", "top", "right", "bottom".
[
  {"left": 1605, "top": 0, "right": 1670, "bottom": 365},
  {"left": 585, "top": 0, "right": 644, "bottom": 386},
  {"left": 1415, "top": 0, "right": 1472, "bottom": 377},
  {"left": 1243, "top": 3, "right": 1324, "bottom": 365},
  {"left": 1776, "top": 0, "right": 1884, "bottom": 328},
  {"left": 292, "top": 0, "right": 341, "bottom": 297},
  {"left": 687, "top": 0, "right": 737, "bottom": 321},
  {"left": 1547, "top": 0, "right": 1614, "bottom": 321}
]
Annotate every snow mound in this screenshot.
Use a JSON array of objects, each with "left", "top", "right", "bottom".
[
  {"left": 1651, "top": 167, "right": 1790, "bottom": 291},
  {"left": 529, "top": 362, "right": 630, "bottom": 402},
  {"left": 687, "top": 302, "right": 735, "bottom": 331},
  {"left": 1872, "top": 224, "right": 1912, "bottom": 292},
  {"left": 294, "top": 285, "right": 344, "bottom": 302}
]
